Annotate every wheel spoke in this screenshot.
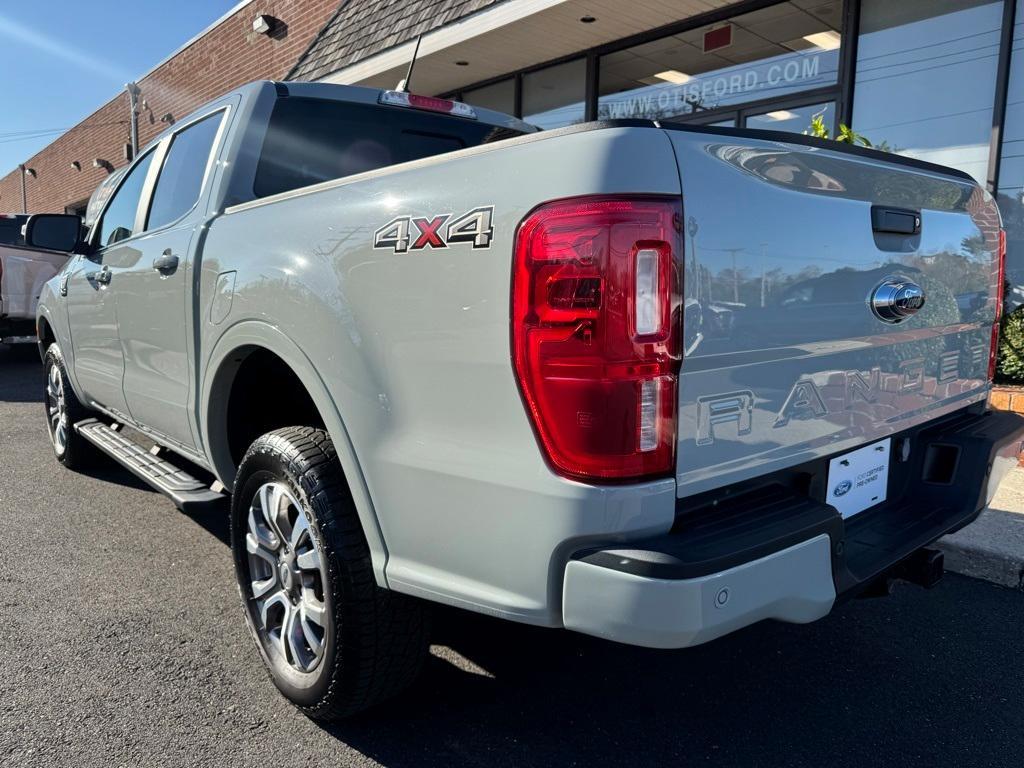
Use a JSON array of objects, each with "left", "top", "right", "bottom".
[
  {"left": 259, "top": 483, "right": 289, "bottom": 545},
  {"left": 300, "top": 613, "right": 324, "bottom": 656},
  {"left": 251, "top": 575, "right": 277, "bottom": 598},
  {"left": 260, "top": 590, "right": 289, "bottom": 633},
  {"left": 247, "top": 508, "right": 279, "bottom": 551},
  {"left": 300, "top": 591, "right": 326, "bottom": 628},
  {"left": 289, "top": 511, "right": 309, "bottom": 550},
  {"left": 246, "top": 532, "right": 277, "bottom": 567},
  {"left": 285, "top": 608, "right": 310, "bottom": 669},
  {"left": 295, "top": 549, "right": 320, "bottom": 571}
]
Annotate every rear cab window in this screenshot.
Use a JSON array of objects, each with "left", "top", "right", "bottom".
[
  {"left": 0, "top": 216, "right": 27, "bottom": 246},
  {"left": 253, "top": 97, "right": 523, "bottom": 199}
]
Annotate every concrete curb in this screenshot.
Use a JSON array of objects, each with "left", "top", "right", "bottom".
[{"left": 936, "top": 467, "right": 1024, "bottom": 590}]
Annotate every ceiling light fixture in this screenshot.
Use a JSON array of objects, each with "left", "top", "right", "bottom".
[
  {"left": 654, "top": 70, "right": 692, "bottom": 84},
  {"left": 580, "top": 15, "right": 596, "bottom": 23},
  {"left": 802, "top": 30, "right": 841, "bottom": 50},
  {"left": 763, "top": 110, "right": 799, "bottom": 121}
]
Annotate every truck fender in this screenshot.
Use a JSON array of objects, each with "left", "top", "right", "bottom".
[
  {"left": 202, "top": 320, "right": 390, "bottom": 586},
  {"left": 36, "top": 283, "right": 89, "bottom": 405}
]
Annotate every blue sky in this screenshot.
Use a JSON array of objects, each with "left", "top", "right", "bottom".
[{"left": 0, "top": 1, "right": 238, "bottom": 176}]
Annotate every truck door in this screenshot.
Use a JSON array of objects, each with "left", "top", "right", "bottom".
[
  {"left": 67, "top": 149, "right": 157, "bottom": 416},
  {"left": 117, "top": 111, "right": 226, "bottom": 452}
]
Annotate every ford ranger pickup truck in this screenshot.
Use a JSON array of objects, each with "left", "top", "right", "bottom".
[{"left": 30, "top": 80, "right": 1024, "bottom": 720}]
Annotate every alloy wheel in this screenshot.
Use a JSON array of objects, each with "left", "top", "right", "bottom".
[
  {"left": 245, "top": 482, "right": 329, "bottom": 673},
  {"left": 46, "top": 363, "right": 68, "bottom": 456}
]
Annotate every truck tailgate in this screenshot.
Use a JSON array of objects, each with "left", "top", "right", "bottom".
[{"left": 667, "top": 128, "right": 1002, "bottom": 497}]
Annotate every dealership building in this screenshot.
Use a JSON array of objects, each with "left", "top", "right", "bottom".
[{"left": 2, "top": 0, "right": 1023, "bottom": 284}]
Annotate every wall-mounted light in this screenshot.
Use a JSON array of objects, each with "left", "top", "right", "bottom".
[
  {"left": 93, "top": 158, "right": 114, "bottom": 173},
  {"left": 23, "top": 167, "right": 36, "bottom": 178},
  {"left": 160, "top": 113, "right": 175, "bottom": 125},
  {"left": 252, "top": 14, "right": 275, "bottom": 34},
  {"left": 71, "top": 161, "right": 81, "bottom": 171}
]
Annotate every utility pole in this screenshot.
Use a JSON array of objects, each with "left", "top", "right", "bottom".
[
  {"left": 18, "top": 164, "right": 26, "bottom": 214},
  {"left": 125, "top": 82, "right": 141, "bottom": 159},
  {"left": 760, "top": 242, "right": 767, "bottom": 307},
  {"left": 720, "top": 247, "right": 743, "bottom": 304}
]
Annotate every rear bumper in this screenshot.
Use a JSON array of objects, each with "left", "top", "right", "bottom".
[{"left": 562, "top": 408, "right": 1024, "bottom": 649}]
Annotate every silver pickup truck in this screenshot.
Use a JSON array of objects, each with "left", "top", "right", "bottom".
[
  {"left": 30, "top": 80, "right": 1024, "bottom": 719},
  {"left": 0, "top": 214, "right": 68, "bottom": 344}
]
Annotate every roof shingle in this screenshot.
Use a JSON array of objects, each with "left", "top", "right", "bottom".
[{"left": 289, "top": 0, "right": 504, "bottom": 82}]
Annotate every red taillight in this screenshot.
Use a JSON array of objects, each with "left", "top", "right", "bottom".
[
  {"left": 989, "top": 228, "right": 1008, "bottom": 381},
  {"left": 512, "top": 196, "right": 683, "bottom": 481}
]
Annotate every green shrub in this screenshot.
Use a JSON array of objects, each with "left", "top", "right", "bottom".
[{"left": 997, "top": 306, "right": 1024, "bottom": 383}]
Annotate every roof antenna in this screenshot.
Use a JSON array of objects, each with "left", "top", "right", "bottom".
[{"left": 395, "top": 34, "right": 423, "bottom": 93}]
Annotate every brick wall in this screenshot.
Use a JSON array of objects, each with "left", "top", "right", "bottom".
[{"left": 0, "top": 0, "right": 340, "bottom": 215}]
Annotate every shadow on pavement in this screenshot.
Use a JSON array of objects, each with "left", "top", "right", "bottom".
[
  {"left": 0, "top": 344, "right": 43, "bottom": 402},
  {"left": 320, "top": 576, "right": 1024, "bottom": 767}
]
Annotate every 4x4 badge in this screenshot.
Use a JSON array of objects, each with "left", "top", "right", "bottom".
[{"left": 373, "top": 206, "right": 494, "bottom": 253}]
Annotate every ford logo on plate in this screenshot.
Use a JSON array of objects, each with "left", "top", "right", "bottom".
[
  {"left": 833, "top": 480, "right": 853, "bottom": 497},
  {"left": 870, "top": 276, "right": 926, "bottom": 323}
]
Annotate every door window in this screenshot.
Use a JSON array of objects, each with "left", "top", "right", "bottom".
[
  {"left": 147, "top": 113, "right": 224, "bottom": 230},
  {"left": 94, "top": 151, "right": 155, "bottom": 248}
]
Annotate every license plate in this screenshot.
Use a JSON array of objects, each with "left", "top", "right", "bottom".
[{"left": 826, "top": 439, "right": 891, "bottom": 519}]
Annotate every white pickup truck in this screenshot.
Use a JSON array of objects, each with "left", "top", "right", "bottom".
[
  {"left": 0, "top": 214, "right": 68, "bottom": 344},
  {"left": 29, "top": 80, "right": 1024, "bottom": 720}
]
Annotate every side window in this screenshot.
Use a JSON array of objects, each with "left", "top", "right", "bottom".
[
  {"left": 147, "top": 113, "right": 223, "bottom": 230},
  {"left": 94, "top": 151, "right": 155, "bottom": 248}
]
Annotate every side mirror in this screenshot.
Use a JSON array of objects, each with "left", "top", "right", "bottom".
[{"left": 24, "top": 213, "right": 82, "bottom": 253}]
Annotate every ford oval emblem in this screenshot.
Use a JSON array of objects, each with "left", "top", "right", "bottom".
[
  {"left": 833, "top": 480, "right": 853, "bottom": 497},
  {"left": 870, "top": 276, "right": 926, "bottom": 323}
]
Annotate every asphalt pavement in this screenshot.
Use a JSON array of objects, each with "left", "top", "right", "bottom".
[{"left": 2, "top": 343, "right": 1024, "bottom": 768}]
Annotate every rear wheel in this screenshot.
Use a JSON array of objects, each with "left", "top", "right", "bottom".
[
  {"left": 230, "top": 426, "right": 428, "bottom": 720},
  {"left": 43, "top": 343, "right": 96, "bottom": 470}
]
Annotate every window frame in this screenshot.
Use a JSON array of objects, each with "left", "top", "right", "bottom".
[
  {"left": 88, "top": 146, "right": 161, "bottom": 255},
  {"left": 143, "top": 106, "right": 230, "bottom": 233},
  {"left": 88, "top": 104, "right": 231, "bottom": 255}
]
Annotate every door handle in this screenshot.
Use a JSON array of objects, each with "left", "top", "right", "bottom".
[
  {"left": 92, "top": 266, "right": 112, "bottom": 285},
  {"left": 153, "top": 250, "right": 179, "bottom": 273}
]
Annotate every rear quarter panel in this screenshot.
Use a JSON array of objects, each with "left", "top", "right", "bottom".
[{"left": 199, "top": 126, "right": 681, "bottom": 623}]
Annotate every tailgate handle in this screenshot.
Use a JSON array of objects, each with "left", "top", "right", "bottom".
[{"left": 872, "top": 206, "right": 921, "bottom": 235}]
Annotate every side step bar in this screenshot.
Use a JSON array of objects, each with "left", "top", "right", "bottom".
[{"left": 75, "top": 419, "right": 227, "bottom": 511}]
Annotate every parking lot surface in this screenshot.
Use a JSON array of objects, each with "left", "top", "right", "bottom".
[{"left": 2, "top": 344, "right": 1024, "bottom": 768}]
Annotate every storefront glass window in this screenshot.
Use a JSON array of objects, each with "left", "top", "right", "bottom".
[
  {"left": 747, "top": 101, "right": 835, "bottom": 134},
  {"left": 597, "top": 0, "right": 843, "bottom": 122},
  {"left": 522, "top": 59, "right": 586, "bottom": 129},
  {"left": 852, "top": 0, "right": 1004, "bottom": 185},
  {"left": 999, "top": 0, "right": 1024, "bottom": 298},
  {"left": 462, "top": 78, "right": 515, "bottom": 116}
]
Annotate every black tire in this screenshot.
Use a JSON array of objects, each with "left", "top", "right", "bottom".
[
  {"left": 230, "top": 426, "right": 428, "bottom": 720},
  {"left": 43, "top": 343, "right": 97, "bottom": 470}
]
